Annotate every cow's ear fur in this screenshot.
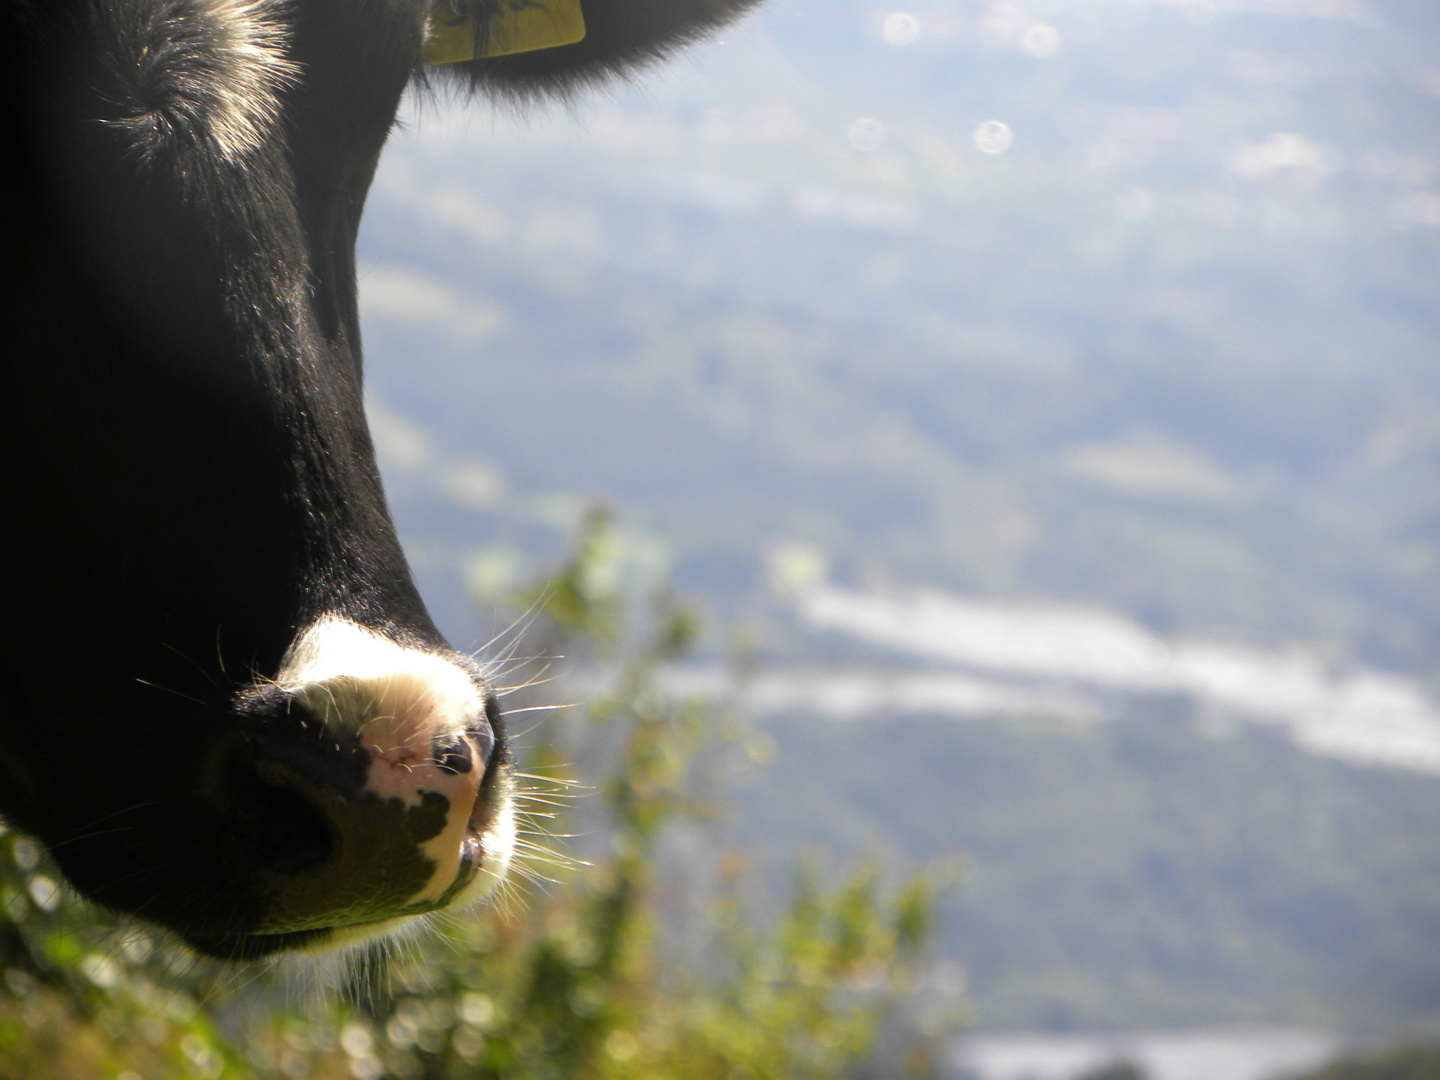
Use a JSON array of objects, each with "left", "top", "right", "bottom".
[{"left": 421, "top": 0, "right": 759, "bottom": 99}]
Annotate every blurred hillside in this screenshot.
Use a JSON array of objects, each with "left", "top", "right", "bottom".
[
  {"left": 356, "top": 0, "right": 1440, "bottom": 1044},
  {"left": 731, "top": 706, "right": 1440, "bottom": 1033}
]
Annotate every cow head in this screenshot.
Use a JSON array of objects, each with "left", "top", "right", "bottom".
[{"left": 0, "top": 0, "right": 753, "bottom": 959}]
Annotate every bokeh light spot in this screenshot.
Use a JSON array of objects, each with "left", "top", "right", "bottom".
[
  {"left": 1020, "top": 23, "right": 1061, "bottom": 58},
  {"left": 974, "top": 120, "right": 1013, "bottom": 155},
  {"left": 849, "top": 118, "right": 886, "bottom": 152},
  {"left": 883, "top": 12, "right": 920, "bottom": 45}
]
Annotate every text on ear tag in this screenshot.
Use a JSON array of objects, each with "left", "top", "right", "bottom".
[{"left": 424, "top": 0, "right": 587, "bottom": 64}]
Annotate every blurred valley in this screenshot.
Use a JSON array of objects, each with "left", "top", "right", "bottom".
[{"left": 357, "top": 0, "right": 1440, "bottom": 1054}]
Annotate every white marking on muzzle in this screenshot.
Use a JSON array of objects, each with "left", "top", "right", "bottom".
[
  {"left": 276, "top": 617, "right": 484, "bottom": 743},
  {"left": 274, "top": 617, "right": 513, "bottom": 913}
]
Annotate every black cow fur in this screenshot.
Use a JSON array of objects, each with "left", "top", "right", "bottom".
[{"left": 0, "top": 0, "right": 755, "bottom": 959}]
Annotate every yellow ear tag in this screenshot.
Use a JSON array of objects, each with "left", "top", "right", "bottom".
[{"left": 424, "top": 0, "right": 587, "bottom": 64}]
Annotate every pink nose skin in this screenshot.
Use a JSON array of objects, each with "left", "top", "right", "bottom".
[
  {"left": 344, "top": 675, "right": 487, "bottom": 904},
  {"left": 258, "top": 617, "right": 515, "bottom": 942}
]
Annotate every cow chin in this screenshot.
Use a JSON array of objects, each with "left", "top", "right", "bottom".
[{"left": 180, "top": 618, "right": 517, "bottom": 961}]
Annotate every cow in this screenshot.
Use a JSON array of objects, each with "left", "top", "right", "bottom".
[{"left": 0, "top": 0, "right": 754, "bottom": 961}]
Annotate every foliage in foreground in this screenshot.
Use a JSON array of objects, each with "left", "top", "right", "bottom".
[{"left": 0, "top": 512, "right": 948, "bottom": 1079}]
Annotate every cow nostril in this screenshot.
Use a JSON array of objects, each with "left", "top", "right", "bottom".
[
  {"left": 435, "top": 722, "right": 496, "bottom": 776},
  {"left": 434, "top": 736, "right": 473, "bottom": 775},
  {"left": 248, "top": 782, "right": 334, "bottom": 874}
]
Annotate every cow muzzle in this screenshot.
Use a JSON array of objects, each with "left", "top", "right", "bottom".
[{"left": 205, "top": 618, "right": 514, "bottom": 956}]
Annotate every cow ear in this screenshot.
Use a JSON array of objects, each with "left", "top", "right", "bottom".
[{"left": 420, "top": 0, "right": 759, "bottom": 97}]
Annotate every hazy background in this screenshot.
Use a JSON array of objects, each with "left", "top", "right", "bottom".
[{"left": 356, "top": 0, "right": 1440, "bottom": 1066}]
